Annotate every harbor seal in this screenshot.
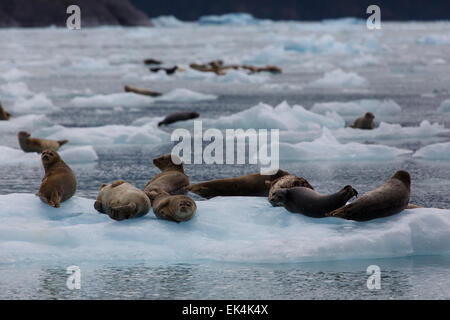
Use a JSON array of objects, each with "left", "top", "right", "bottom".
[
  {"left": 266, "top": 174, "right": 314, "bottom": 204},
  {"left": 144, "top": 154, "right": 190, "bottom": 196},
  {"left": 149, "top": 66, "right": 183, "bottom": 75},
  {"left": 0, "top": 103, "right": 11, "bottom": 120},
  {"left": 158, "top": 111, "right": 199, "bottom": 126},
  {"left": 186, "top": 169, "right": 290, "bottom": 199},
  {"left": 326, "top": 170, "right": 411, "bottom": 221},
  {"left": 269, "top": 185, "right": 358, "bottom": 218},
  {"left": 36, "top": 150, "right": 77, "bottom": 208},
  {"left": 94, "top": 180, "right": 151, "bottom": 221},
  {"left": 143, "top": 58, "right": 162, "bottom": 65},
  {"left": 147, "top": 188, "right": 197, "bottom": 222},
  {"left": 18, "top": 131, "right": 68, "bottom": 154},
  {"left": 350, "top": 112, "right": 375, "bottom": 130},
  {"left": 124, "top": 85, "right": 162, "bottom": 97}
]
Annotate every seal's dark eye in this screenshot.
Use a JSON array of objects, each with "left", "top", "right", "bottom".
[{"left": 50, "top": 152, "right": 54, "bottom": 156}]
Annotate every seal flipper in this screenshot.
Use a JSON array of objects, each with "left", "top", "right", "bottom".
[
  {"left": 94, "top": 200, "right": 106, "bottom": 214},
  {"left": 107, "top": 202, "right": 137, "bottom": 221},
  {"left": 49, "top": 191, "right": 61, "bottom": 208},
  {"left": 58, "top": 139, "right": 69, "bottom": 147}
]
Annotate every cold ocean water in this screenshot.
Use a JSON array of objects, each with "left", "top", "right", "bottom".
[{"left": 0, "top": 15, "right": 450, "bottom": 299}]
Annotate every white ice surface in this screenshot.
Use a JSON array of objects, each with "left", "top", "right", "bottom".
[{"left": 0, "top": 194, "right": 449, "bottom": 264}]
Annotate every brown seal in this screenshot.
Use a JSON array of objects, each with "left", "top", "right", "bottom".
[
  {"left": 350, "top": 112, "right": 375, "bottom": 129},
  {"left": 147, "top": 188, "right": 197, "bottom": 222},
  {"left": 144, "top": 154, "right": 190, "bottom": 196},
  {"left": 266, "top": 175, "right": 314, "bottom": 204},
  {"left": 0, "top": 103, "right": 11, "bottom": 120},
  {"left": 186, "top": 169, "right": 290, "bottom": 199},
  {"left": 269, "top": 185, "right": 358, "bottom": 218},
  {"left": 36, "top": 150, "right": 77, "bottom": 208},
  {"left": 94, "top": 180, "right": 151, "bottom": 221},
  {"left": 327, "top": 170, "right": 411, "bottom": 221},
  {"left": 158, "top": 111, "right": 199, "bottom": 126},
  {"left": 241, "top": 65, "right": 282, "bottom": 74},
  {"left": 18, "top": 131, "right": 68, "bottom": 154},
  {"left": 124, "top": 85, "right": 162, "bottom": 97}
]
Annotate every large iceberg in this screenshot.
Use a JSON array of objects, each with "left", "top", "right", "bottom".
[{"left": 0, "top": 194, "right": 449, "bottom": 264}]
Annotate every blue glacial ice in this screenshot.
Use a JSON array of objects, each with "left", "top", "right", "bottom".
[{"left": 0, "top": 193, "right": 449, "bottom": 264}]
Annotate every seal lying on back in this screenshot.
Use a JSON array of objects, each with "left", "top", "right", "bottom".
[
  {"left": 186, "top": 169, "right": 290, "bottom": 199},
  {"left": 158, "top": 111, "right": 199, "bottom": 126},
  {"left": 0, "top": 103, "right": 11, "bottom": 120},
  {"left": 269, "top": 185, "right": 358, "bottom": 218},
  {"left": 94, "top": 180, "right": 151, "bottom": 221},
  {"left": 36, "top": 150, "right": 77, "bottom": 208},
  {"left": 327, "top": 170, "right": 411, "bottom": 221},
  {"left": 266, "top": 175, "right": 314, "bottom": 204},
  {"left": 147, "top": 188, "right": 197, "bottom": 222},
  {"left": 18, "top": 131, "right": 68, "bottom": 153},
  {"left": 144, "top": 154, "right": 190, "bottom": 196},
  {"left": 124, "top": 85, "right": 162, "bottom": 97},
  {"left": 350, "top": 112, "right": 375, "bottom": 129}
]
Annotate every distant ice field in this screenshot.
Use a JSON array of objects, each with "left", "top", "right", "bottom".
[{"left": 1, "top": 17, "right": 450, "bottom": 299}]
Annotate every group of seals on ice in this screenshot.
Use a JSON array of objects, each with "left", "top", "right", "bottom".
[
  {"left": 143, "top": 58, "right": 282, "bottom": 76},
  {"left": 187, "top": 169, "right": 414, "bottom": 221},
  {"left": 93, "top": 154, "right": 196, "bottom": 222},
  {"left": 32, "top": 149, "right": 197, "bottom": 223}
]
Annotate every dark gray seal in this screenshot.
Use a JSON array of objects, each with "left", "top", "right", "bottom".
[
  {"left": 269, "top": 185, "right": 358, "bottom": 218},
  {"left": 327, "top": 170, "right": 411, "bottom": 221},
  {"left": 350, "top": 112, "right": 375, "bottom": 129},
  {"left": 158, "top": 111, "right": 199, "bottom": 126}
]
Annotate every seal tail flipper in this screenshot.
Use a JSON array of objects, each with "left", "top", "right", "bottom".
[
  {"left": 406, "top": 203, "right": 423, "bottom": 209},
  {"left": 325, "top": 206, "right": 349, "bottom": 219},
  {"left": 49, "top": 191, "right": 61, "bottom": 208},
  {"left": 94, "top": 200, "right": 106, "bottom": 214},
  {"left": 158, "top": 121, "right": 164, "bottom": 127},
  {"left": 107, "top": 203, "right": 137, "bottom": 221},
  {"left": 58, "top": 139, "right": 69, "bottom": 147}
]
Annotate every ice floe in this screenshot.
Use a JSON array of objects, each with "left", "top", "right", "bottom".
[
  {"left": 151, "top": 15, "right": 185, "bottom": 27},
  {"left": 277, "top": 128, "right": 411, "bottom": 161},
  {"left": 0, "top": 146, "right": 98, "bottom": 166},
  {"left": 309, "top": 69, "right": 369, "bottom": 88},
  {"left": 0, "top": 194, "right": 449, "bottom": 264},
  {"left": 198, "top": 13, "right": 270, "bottom": 26},
  {"left": 413, "top": 142, "right": 450, "bottom": 160},
  {"left": 438, "top": 99, "right": 450, "bottom": 113},
  {"left": 311, "top": 99, "right": 402, "bottom": 117}
]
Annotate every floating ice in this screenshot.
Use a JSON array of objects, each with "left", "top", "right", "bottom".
[
  {"left": 192, "top": 101, "right": 345, "bottom": 131},
  {"left": 33, "top": 122, "right": 169, "bottom": 146},
  {"left": 0, "top": 194, "right": 449, "bottom": 264},
  {"left": 70, "top": 92, "right": 154, "bottom": 109},
  {"left": 214, "top": 69, "right": 270, "bottom": 84},
  {"left": 0, "top": 82, "right": 34, "bottom": 98},
  {"left": 311, "top": 99, "right": 402, "bottom": 117},
  {"left": 278, "top": 128, "right": 411, "bottom": 161},
  {"left": 417, "top": 34, "right": 450, "bottom": 45},
  {"left": 0, "top": 114, "right": 54, "bottom": 133},
  {"left": 151, "top": 15, "right": 184, "bottom": 27},
  {"left": 156, "top": 88, "right": 217, "bottom": 102},
  {"left": 438, "top": 99, "right": 450, "bottom": 113},
  {"left": 309, "top": 69, "right": 369, "bottom": 88},
  {"left": 413, "top": 142, "right": 450, "bottom": 160},
  {"left": 0, "top": 146, "right": 98, "bottom": 166},
  {"left": 0, "top": 68, "right": 31, "bottom": 81},
  {"left": 333, "top": 120, "right": 449, "bottom": 142},
  {"left": 198, "top": 13, "right": 269, "bottom": 26},
  {"left": 11, "top": 93, "right": 58, "bottom": 113}
]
